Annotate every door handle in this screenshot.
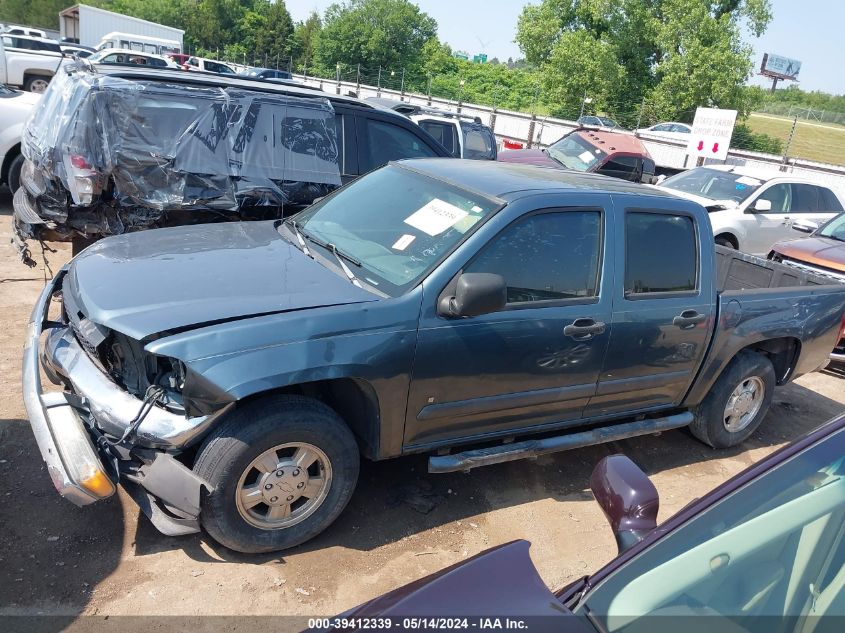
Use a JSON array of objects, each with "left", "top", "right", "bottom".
[
  {"left": 564, "top": 318, "right": 606, "bottom": 339},
  {"left": 673, "top": 310, "right": 707, "bottom": 329}
]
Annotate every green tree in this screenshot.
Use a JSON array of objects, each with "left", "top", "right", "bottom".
[
  {"left": 314, "top": 0, "right": 437, "bottom": 75},
  {"left": 0, "top": 0, "right": 69, "bottom": 29},
  {"left": 291, "top": 11, "right": 321, "bottom": 70},
  {"left": 515, "top": 0, "right": 773, "bottom": 124}
]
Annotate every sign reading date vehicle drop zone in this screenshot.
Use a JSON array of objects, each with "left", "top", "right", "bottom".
[{"left": 686, "top": 107, "right": 738, "bottom": 162}]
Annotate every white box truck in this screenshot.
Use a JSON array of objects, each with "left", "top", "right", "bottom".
[{"left": 59, "top": 4, "right": 183, "bottom": 53}]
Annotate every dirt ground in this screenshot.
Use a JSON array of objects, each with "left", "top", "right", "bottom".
[{"left": 1, "top": 188, "right": 844, "bottom": 619}]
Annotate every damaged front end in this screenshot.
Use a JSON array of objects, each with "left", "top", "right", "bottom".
[
  {"left": 24, "top": 268, "right": 235, "bottom": 535},
  {"left": 13, "top": 61, "right": 342, "bottom": 266}
]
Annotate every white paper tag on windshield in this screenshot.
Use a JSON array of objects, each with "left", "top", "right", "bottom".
[
  {"left": 578, "top": 151, "right": 595, "bottom": 164},
  {"left": 392, "top": 234, "right": 416, "bottom": 251},
  {"left": 736, "top": 176, "right": 762, "bottom": 187},
  {"left": 404, "top": 199, "right": 469, "bottom": 236}
]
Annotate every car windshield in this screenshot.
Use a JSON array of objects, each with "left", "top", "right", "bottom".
[
  {"left": 578, "top": 426, "right": 845, "bottom": 629},
  {"left": 293, "top": 164, "right": 501, "bottom": 296},
  {"left": 661, "top": 168, "right": 764, "bottom": 204},
  {"left": 546, "top": 134, "right": 604, "bottom": 171},
  {"left": 818, "top": 213, "right": 845, "bottom": 242},
  {"left": 599, "top": 117, "right": 618, "bottom": 128}
]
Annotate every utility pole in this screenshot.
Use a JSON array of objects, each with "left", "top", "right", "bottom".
[
  {"left": 527, "top": 83, "right": 540, "bottom": 148},
  {"left": 635, "top": 97, "right": 645, "bottom": 130},
  {"left": 490, "top": 81, "right": 500, "bottom": 130},
  {"left": 579, "top": 90, "right": 587, "bottom": 119},
  {"left": 288, "top": 56, "right": 293, "bottom": 73},
  {"left": 356, "top": 64, "right": 361, "bottom": 96},
  {"left": 336, "top": 62, "right": 341, "bottom": 94},
  {"left": 427, "top": 74, "right": 432, "bottom": 105},
  {"left": 377, "top": 66, "right": 382, "bottom": 97},
  {"left": 457, "top": 79, "right": 465, "bottom": 113},
  {"left": 400, "top": 68, "right": 405, "bottom": 100},
  {"left": 781, "top": 115, "right": 799, "bottom": 170}
]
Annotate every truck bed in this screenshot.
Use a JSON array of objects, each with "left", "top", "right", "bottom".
[{"left": 715, "top": 245, "right": 845, "bottom": 291}]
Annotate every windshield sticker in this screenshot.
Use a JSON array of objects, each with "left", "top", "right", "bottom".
[
  {"left": 392, "top": 234, "right": 416, "bottom": 251},
  {"left": 736, "top": 176, "right": 762, "bottom": 187},
  {"left": 471, "top": 205, "right": 483, "bottom": 213},
  {"left": 578, "top": 151, "right": 595, "bottom": 164},
  {"left": 404, "top": 198, "right": 469, "bottom": 236},
  {"left": 453, "top": 214, "right": 482, "bottom": 234}
]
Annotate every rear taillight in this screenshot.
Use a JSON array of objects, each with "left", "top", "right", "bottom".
[
  {"left": 62, "top": 154, "right": 101, "bottom": 205},
  {"left": 70, "top": 154, "right": 92, "bottom": 170}
]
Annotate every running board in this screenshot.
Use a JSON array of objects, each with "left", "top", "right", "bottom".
[{"left": 427, "top": 412, "right": 693, "bottom": 473}]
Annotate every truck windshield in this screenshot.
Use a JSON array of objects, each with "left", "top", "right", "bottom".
[
  {"left": 818, "top": 213, "right": 845, "bottom": 242},
  {"left": 545, "top": 134, "right": 604, "bottom": 171},
  {"left": 661, "top": 168, "right": 763, "bottom": 204},
  {"left": 294, "top": 164, "right": 501, "bottom": 296}
]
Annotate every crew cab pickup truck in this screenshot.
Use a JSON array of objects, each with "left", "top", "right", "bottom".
[{"left": 24, "top": 160, "right": 845, "bottom": 554}]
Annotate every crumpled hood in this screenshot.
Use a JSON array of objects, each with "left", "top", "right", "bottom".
[
  {"left": 497, "top": 148, "right": 563, "bottom": 169},
  {"left": 66, "top": 221, "right": 377, "bottom": 340}
]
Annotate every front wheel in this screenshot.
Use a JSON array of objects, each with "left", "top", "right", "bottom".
[
  {"left": 7, "top": 153, "right": 24, "bottom": 193},
  {"left": 690, "top": 351, "right": 775, "bottom": 448},
  {"left": 193, "top": 395, "right": 359, "bottom": 553}
]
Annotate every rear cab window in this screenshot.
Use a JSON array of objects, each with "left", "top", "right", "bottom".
[{"left": 460, "top": 121, "right": 496, "bottom": 160}]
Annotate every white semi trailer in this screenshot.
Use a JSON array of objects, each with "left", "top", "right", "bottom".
[{"left": 59, "top": 4, "right": 183, "bottom": 52}]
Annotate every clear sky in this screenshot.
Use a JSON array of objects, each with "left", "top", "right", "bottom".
[{"left": 285, "top": 0, "right": 844, "bottom": 95}]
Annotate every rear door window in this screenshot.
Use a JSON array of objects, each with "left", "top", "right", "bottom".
[
  {"left": 791, "top": 184, "right": 822, "bottom": 213},
  {"left": 820, "top": 187, "right": 845, "bottom": 213},
  {"left": 625, "top": 212, "right": 697, "bottom": 295},
  {"left": 358, "top": 117, "right": 440, "bottom": 173}
]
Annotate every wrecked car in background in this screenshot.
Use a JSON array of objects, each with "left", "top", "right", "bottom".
[
  {"left": 12, "top": 61, "right": 451, "bottom": 264},
  {"left": 12, "top": 61, "right": 340, "bottom": 264}
]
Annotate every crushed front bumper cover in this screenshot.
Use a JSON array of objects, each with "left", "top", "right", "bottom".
[{"left": 23, "top": 269, "right": 220, "bottom": 535}]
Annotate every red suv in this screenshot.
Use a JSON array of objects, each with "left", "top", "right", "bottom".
[{"left": 498, "top": 127, "right": 656, "bottom": 183}]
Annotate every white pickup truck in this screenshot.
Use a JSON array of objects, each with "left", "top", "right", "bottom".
[{"left": 1, "top": 33, "right": 66, "bottom": 92}]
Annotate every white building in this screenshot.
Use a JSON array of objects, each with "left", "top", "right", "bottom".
[{"left": 59, "top": 4, "right": 183, "bottom": 50}]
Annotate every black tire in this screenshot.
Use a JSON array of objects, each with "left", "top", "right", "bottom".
[
  {"left": 7, "top": 153, "right": 24, "bottom": 193},
  {"left": 690, "top": 351, "right": 775, "bottom": 448},
  {"left": 715, "top": 235, "right": 736, "bottom": 249},
  {"left": 193, "top": 394, "right": 360, "bottom": 553},
  {"left": 23, "top": 75, "right": 51, "bottom": 93}
]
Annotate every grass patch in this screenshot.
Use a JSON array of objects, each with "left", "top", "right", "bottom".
[{"left": 746, "top": 113, "right": 845, "bottom": 166}]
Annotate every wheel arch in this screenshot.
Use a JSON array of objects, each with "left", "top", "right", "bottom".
[
  {"left": 0, "top": 142, "right": 20, "bottom": 183},
  {"left": 714, "top": 231, "right": 739, "bottom": 250},
  {"left": 238, "top": 377, "right": 383, "bottom": 460}
]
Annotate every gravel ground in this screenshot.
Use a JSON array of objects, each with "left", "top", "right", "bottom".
[{"left": 1, "top": 189, "right": 843, "bottom": 619}]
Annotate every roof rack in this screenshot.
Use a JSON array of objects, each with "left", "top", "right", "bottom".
[{"left": 404, "top": 104, "right": 483, "bottom": 124}]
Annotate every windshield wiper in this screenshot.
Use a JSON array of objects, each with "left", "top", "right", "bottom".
[
  {"left": 297, "top": 228, "right": 364, "bottom": 287},
  {"left": 280, "top": 219, "right": 313, "bottom": 259},
  {"left": 326, "top": 244, "right": 363, "bottom": 288}
]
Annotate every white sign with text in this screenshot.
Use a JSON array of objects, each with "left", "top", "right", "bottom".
[{"left": 686, "top": 107, "right": 738, "bottom": 161}]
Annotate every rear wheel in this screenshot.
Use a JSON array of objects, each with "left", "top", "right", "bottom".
[
  {"left": 690, "top": 351, "right": 775, "bottom": 448},
  {"left": 24, "top": 76, "right": 51, "bottom": 93},
  {"left": 194, "top": 395, "right": 359, "bottom": 553}
]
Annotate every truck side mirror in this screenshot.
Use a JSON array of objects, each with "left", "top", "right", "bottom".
[
  {"left": 747, "top": 199, "right": 772, "bottom": 213},
  {"left": 590, "top": 455, "right": 659, "bottom": 554},
  {"left": 438, "top": 273, "right": 507, "bottom": 318},
  {"left": 791, "top": 220, "right": 819, "bottom": 234}
]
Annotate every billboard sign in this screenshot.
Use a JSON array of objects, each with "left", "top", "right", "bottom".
[
  {"left": 761, "top": 53, "right": 801, "bottom": 80},
  {"left": 686, "top": 107, "right": 737, "bottom": 161}
]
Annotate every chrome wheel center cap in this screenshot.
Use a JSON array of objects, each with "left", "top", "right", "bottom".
[{"left": 260, "top": 468, "right": 308, "bottom": 506}]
